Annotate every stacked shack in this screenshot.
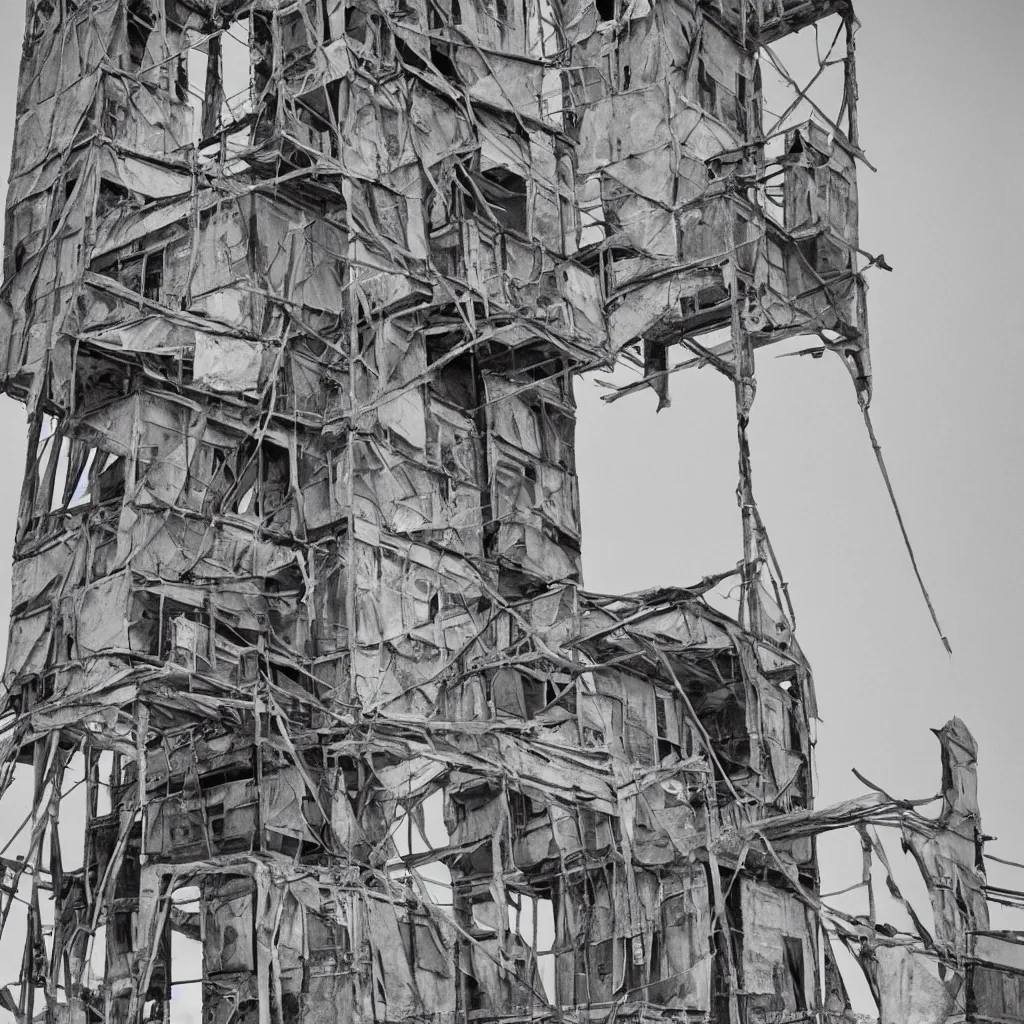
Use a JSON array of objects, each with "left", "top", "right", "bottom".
[{"left": 0, "top": 0, "right": 1020, "bottom": 1022}]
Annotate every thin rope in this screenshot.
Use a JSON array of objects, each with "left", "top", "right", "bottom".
[{"left": 862, "top": 406, "right": 952, "bottom": 655}]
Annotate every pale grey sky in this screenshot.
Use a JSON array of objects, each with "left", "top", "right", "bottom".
[{"left": 0, "top": 0, "right": 1018, "bottom": 1016}]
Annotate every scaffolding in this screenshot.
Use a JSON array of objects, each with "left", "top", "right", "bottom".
[{"left": 0, "top": 0, "right": 1017, "bottom": 1022}]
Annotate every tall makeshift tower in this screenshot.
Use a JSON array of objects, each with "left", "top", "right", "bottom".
[{"left": 0, "top": 0, "right": 881, "bottom": 1022}]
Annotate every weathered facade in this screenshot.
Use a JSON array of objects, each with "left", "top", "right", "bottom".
[{"left": 0, "top": 0, "right": 1019, "bottom": 1022}]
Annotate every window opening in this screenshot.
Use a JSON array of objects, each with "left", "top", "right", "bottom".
[
  {"left": 127, "top": 0, "right": 155, "bottom": 70},
  {"left": 478, "top": 168, "right": 528, "bottom": 233},
  {"left": 697, "top": 59, "right": 717, "bottom": 115},
  {"left": 67, "top": 449, "right": 97, "bottom": 508},
  {"left": 97, "top": 454, "right": 127, "bottom": 504},
  {"left": 735, "top": 72, "right": 748, "bottom": 136},
  {"left": 494, "top": 0, "right": 508, "bottom": 44},
  {"left": 97, "top": 178, "right": 131, "bottom": 219},
  {"left": 143, "top": 249, "right": 163, "bottom": 302},
  {"left": 783, "top": 936, "right": 807, "bottom": 1010},
  {"left": 655, "top": 691, "right": 688, "bottom": 762}
]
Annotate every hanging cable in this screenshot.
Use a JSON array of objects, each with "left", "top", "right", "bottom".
[{"left": 862, "top": 406, "right": 952, "bottom": 655}]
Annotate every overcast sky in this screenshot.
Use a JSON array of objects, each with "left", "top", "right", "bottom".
[{"left": 0, "top": 0, "right": 1018, "bottom": 1016}]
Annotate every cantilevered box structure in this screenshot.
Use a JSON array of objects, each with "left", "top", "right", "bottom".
[{"left": 0, "top": 0, "right": 1020, "bottom": 1022}]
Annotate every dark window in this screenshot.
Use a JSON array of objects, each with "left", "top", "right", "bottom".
[
  {"left": 97, "top": 248, "right": 166, "bottom": 302},
  {"left": 97, "top": 178, "right": 131, "bottom": 218},
  {"left": 697, "top": 59, "right": 717, "bottom": 115},
  {"left": 546, "top": 678, "right": 576, "bottom": 714},
  {"left": 52, "top": 178, "right": 77, "bottom": 231},
  {"left": 143, "top": 250, "right": 163, "bottom": 302},
  {"left": 509, "top": 791, "right": 532, "bottom": 831},
  {"left": 521, "top": 676, "right": 577, "bottom": 718},
  {"left": 120, "top": 256, "right": 144, "bottom": 295},
  {"left": 279, "top": 6, "right": 313, "bottom": 59},
  {"left": 215, "top": 440, "right": 292, "bottom": 525},
  {"left": 735, "top": 73, "right": 748, "bottom": 135},
  {"left": 208, "top": 804, "right": 226, "bottom": 842},
  {"left": 783, "top": 936, "right": 807, "bottom": 1010},
  {"left": 786, "top": 687, "right": 803, "bottom": 753},
  {"left": 580, "top": 807, "right": 606, "bottom": 853},
  {"left": 175, "top": 54, "right": 189, "bottom": 101},
  {"left": 478, "top": 168, "right": 528, "bottom": 233},
  {"left": 427, "top": 344, "right": 477, "bottom": 408},
  {"left": 97, "top": 454, "right": 127, "bottom": 504},
  {"left": 253, "top": 13, "right": 274, "bottom": 91},
  {"left": 655, "top": 693, "right": 676, "bottom": 762},
  {"left": 522, "top": 678, "right": 547, "bottom": 718},
  {"left": 127, "top": 0, "right": 155, "bottom": 70},
  {"left": 103, "top": 97, "right": 126, "bottom": 137}
]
